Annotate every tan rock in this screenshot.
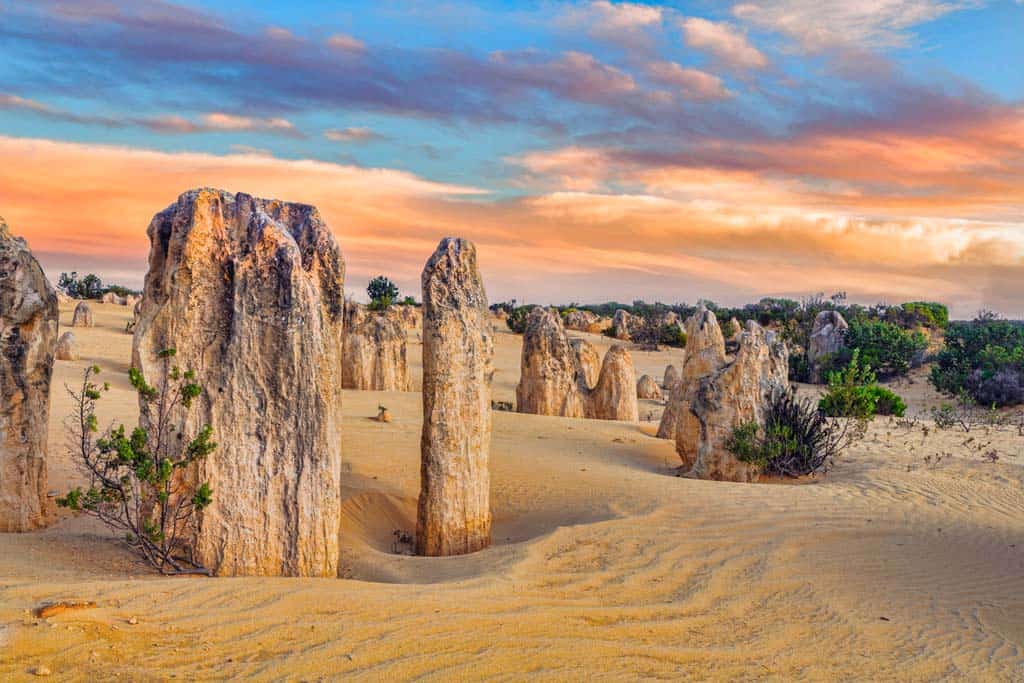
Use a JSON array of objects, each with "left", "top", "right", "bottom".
[
  {"left": 571, "top": 337, "right": 601, "bottom": 390},
  {"left": 398, "top": 304, "right": 421, "bottom": 329},
  {"left": 588, "top": 345, "right": 639, "bottom": 421},
  {"left": 563, "top": 309, "right": 598, "bottom": 332},
  {"left": 342, "top": 301, "right": 411, "bottom": 391},
  {"left": 636, "top": 374, "right": 662, "bottom": 400},
  {"left": 675, "top": 320, "right": 789, "bottom": 482},
  {"left": 0, "top": 217, "right": 58, "bottom": 532},
  {"left": 375, "top": 406, "right": 392, "bottom": 423},
  {"left": 663, "top": 364, "right": 681, "bottom": 390},
  {"left": 657, "top": 307, "right": 727, "bottom": 441},
  {"left": 55, "top": 331, "right": 78, "bottom": 361},
  {"left": 417, "top": 237, "right": 493, "bottom": 556},
  {"left": 100, "top": 292, "right": 126, "bottom": 305},
  {"left": 808, "top": 310, "right": 848, "bottom": 383},
  {"left": 71, "top": 301, "right": 93, "bottom": 327},
  {"left": 515, "top": 307, "right": 585, "bottom": 418},
  {"left": 132, "top": 188, "right": 345, "bottom": 577},
  {"left": 611, "top": 309, "right": 633, "bottom": 340}
]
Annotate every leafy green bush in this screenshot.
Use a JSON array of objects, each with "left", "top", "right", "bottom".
[
  {"left": 727, "top": 389, "right": 864, "bottom": 477},
  {"left": 930, "top": 318, "right": 1024, "bottom": 406},
  {"left": 58, "top": 351, "right": 216, "bottom": 575},
  {"left": 838, "top": 319, "right": 927, "bottom": 379},
  {"left": 900, "top": 302, "right": 948, "bottom": 329},
  {"left": 367, "top": 275, "right": 399, "bottom": 309},
  {"left": 818, "top": 351, "right": 907, "bottom": 419},
  {"left": 868, "top": 386, "right": 907, "bottom": 417},
  {"left": 505, "top": 305, "right": 533, "bottom": 334}
]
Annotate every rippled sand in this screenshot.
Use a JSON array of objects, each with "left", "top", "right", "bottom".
[{"left": 1, "top": 303, "right": 1022, "bottom": 680}]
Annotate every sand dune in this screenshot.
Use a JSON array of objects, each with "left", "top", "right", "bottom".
[{"left": 1, "top": 303, "right": 1022, "bottom": 680}]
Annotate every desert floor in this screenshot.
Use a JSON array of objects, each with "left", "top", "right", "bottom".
[{"left": 1, "top": 302, "right": 1022, "bottom": 681}]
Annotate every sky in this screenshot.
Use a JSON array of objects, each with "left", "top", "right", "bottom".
[{"left": 0, "top": 0, "right": 1022, "bottom": 316}]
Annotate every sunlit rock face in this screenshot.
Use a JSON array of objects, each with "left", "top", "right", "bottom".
[
  {"left": 417, "top": 237, "right": 494, "bottom": 557},
  {"left": 71, "top": 301, "right": 93, "bottom": 327},
  {"left": 0, "top": 217, "right": 58, "bottom": 532},
  {"left": 587, "top": 345, "right": 639, "bottom": 422},
  {"left": 133, "top": 188, "right": 345, "bottom": 577},
  {"left": 637, "top": 374, "right": 662, "bottom": 400},
  {"left": 657, "top": 307, "right": 727, "bottom": 441},
  {"left": 571, "top": 337, "right": 601, "bottom": 391},
  {"left": 675, "top": 320, "right": 789, "bottom": 482}
]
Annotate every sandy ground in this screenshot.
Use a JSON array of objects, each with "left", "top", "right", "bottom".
[{"left": 1, "top": 303, "right": 1022, "bottom": 681}]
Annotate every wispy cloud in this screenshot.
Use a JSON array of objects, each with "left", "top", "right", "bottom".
[
  {"left": 645, "top": 62, "right": 732, "bottom": 100},
  {"left": 681, "top": 17, "right": 768, "bottom": 70},
  {"left": 733, "top": 0, "right": 984, "bottom": 51},
  {"left": 324, "top": 127, "right": 388, "bottom": 143}
]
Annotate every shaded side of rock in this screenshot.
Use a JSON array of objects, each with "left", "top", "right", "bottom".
[
  {"left": 342, "top": 301, "right": 411, "bottom": 392},
  {"left": 71, "top": 301, "right": 93, "bottom": 327},
  {"left": 0, "top": 217, "right": 58, "bottom": 531},
  {"left": 808, "top": 310, "right": 848, "bottom": 383},
  {"left": 417, "top": 237, "right": 493, "bottom": 556},
  {"left": 571, "top": 337, "right": 601, "bottom": 390}
]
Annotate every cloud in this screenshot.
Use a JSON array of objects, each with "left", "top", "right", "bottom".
[
  {"left": 326, "top": 33, "right": 366, "bottom": 53},
  {"left": 733, "top": 0, "right": 983, "bottom": 51},
  {"left": 681, "top": 17, "right": 768, "bottom": 70},
  {"left": 2, "top": 135, "right": 1018, "bottom": 317},
  {"left": 324, "top": 127, "right": 388, "bottom": 143},
  {"left": 562, "top": 1, "right": 665, "bottom": 49},
  {"left": 645, "top": 62, "right": 732, "bottom": 100}
]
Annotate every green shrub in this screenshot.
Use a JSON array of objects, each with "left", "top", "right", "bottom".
[
  {"left": 58, "top": 351, "right": 215, "bottom": 575},
  {"left": 839, "top": 319, "right": 927, "bottom": 379},
  {"left": 930, "top": 318, "right": 1024, "bottom": 406},
  {"left": 900, "top": 301, "right": 949, "bottom": 329},
  {"left": 505, "top": 306, "right": 533, "bottom": 334},
  {"left": 868, "top": 386, "right": 906, "bottom": 417},
  {"left": 727, "top": 389, "right": 865, "bottom": 477},
  {"left": 818, "top": 351, "right": 907, "bottom": 419},
  {"left": 367, "top": 275, "right": 399, "bottom": 309}
]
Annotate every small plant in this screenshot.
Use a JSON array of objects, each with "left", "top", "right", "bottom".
[
  {"left": 868, "top": 386, "right": 907, "bottom": 417},
  {"left": 367, "top": 275, "right": 399, "bottom": 310},
  {"left": 727, "top": 389, "right": 865, "bottom": 477},
  {"left": 930, "top": 392, "right": 979, "bottom": 432},
  {"left": 819, "top": 351, "right": 877, "bottom": 419},
  {"left": 58, "top": 351, "right": 216, "bottom": 575}
]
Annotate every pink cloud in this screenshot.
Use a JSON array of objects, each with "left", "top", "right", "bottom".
[
  {"left": 645, "top": 62, "right": 732, "bottom": 100},
  {"left": 681, "top": 17, "right": 768, "bottom": 70}
]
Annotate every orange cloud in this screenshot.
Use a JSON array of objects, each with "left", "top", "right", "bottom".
[{"left": 0, "top": 135, "right": 1019, "bottom": 317}]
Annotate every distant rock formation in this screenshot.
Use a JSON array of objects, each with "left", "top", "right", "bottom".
[
  {"left": 808, "top": 310, "right": 848, "bottom": 383},
  {"left": 663, "top": 364, "right": 681, "bottom": 390},
  {"left": 612, "top": 309, "right": 633, "bottom": 340},
  {"left": 516, "top": 310, "right": 639, "bottom": 422},
  {"left": 101, "top": 292, "right": 126, "bottom": 305},
  {"left": 637, "top": 374, "right": 662, "bottom": 400},
  {"left": 564, "top": 309, "right": 598, "bottom": 332},
  {"left": 55, "top": 331, "right": 78, "bottom": 361},
  {"left": 656, "top": 307, "right": 728, "bottom": 441},
  {"left": 571, "top": 337, "right": 601, "bottom": 390},
  {"left": 516, "top": 307, "right": 586, "bottom": 418},
  {"left": 342, "top": 301, "right": 411, "bottom": 392},
  {"left": 71, "top": 301, "right": 93, "bottom": 327},
  {"left": 675, "top": 321, "right": 788, "bottom": 481},
  {"left": 588, "top": 346, "right": 639, "bottom": 421},
  {"left": 132, "top": 189, "right": 345, "bottom": 576},
  {"left": 398, "top": 304, "right": 421, "bottom": 330},
  {"left": 1, "top": 217, "right": 58, "bottom": 531},
  {"left": 417, "top": 237, "right": 494, "bottom": 556}
]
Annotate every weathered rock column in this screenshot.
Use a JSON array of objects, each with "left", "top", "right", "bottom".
[
  {"left": 342, "top": 300, "right": 411, "bottom": 391},
  {"left": 417, "top": 237, "right": 494, "bottom": 556},
  {"left": 1, "top": 217, "right": 58, "bottom": 532},
  {"left": 588, "top": 345, "right": 640, "bottom": 421},
  {"left": 132, "top": 189, "right": 345, "bottom": 576},
  {"left": 515, "top": 307, "right": 585, "bottom": 417}
]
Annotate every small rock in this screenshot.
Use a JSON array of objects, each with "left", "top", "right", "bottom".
[
  {"left": 31, "top": 665, "right": 52, "bottom": 676},
  {"left": 375, "top": 407, "right": 392, "bottom": 423},
  {"left": 127, "top": 617, "right": 139, "bottom": 625}
]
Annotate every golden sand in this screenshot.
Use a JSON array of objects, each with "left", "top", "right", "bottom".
[{"left": 1, "top": 303, "right": 1022, "bottom": 680}]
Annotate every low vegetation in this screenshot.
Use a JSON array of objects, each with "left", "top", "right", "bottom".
[
  {"left": 818, "top": 352, "right": 907, "bottom": 419},
  {"left": 930, "top": 313, "right": 1024, "bottom": 406},
  {"left": 727, "top": 389, "right": 865, "bottom": 477},
  {"left": 58, "top": 271, "right": 140, "bottom": 300},
  {"left": 367, "top": 275, "right": 400, "bottom": 310},
  {"left": 57, "top": 350, "right": 216, "bottom": 575}
]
